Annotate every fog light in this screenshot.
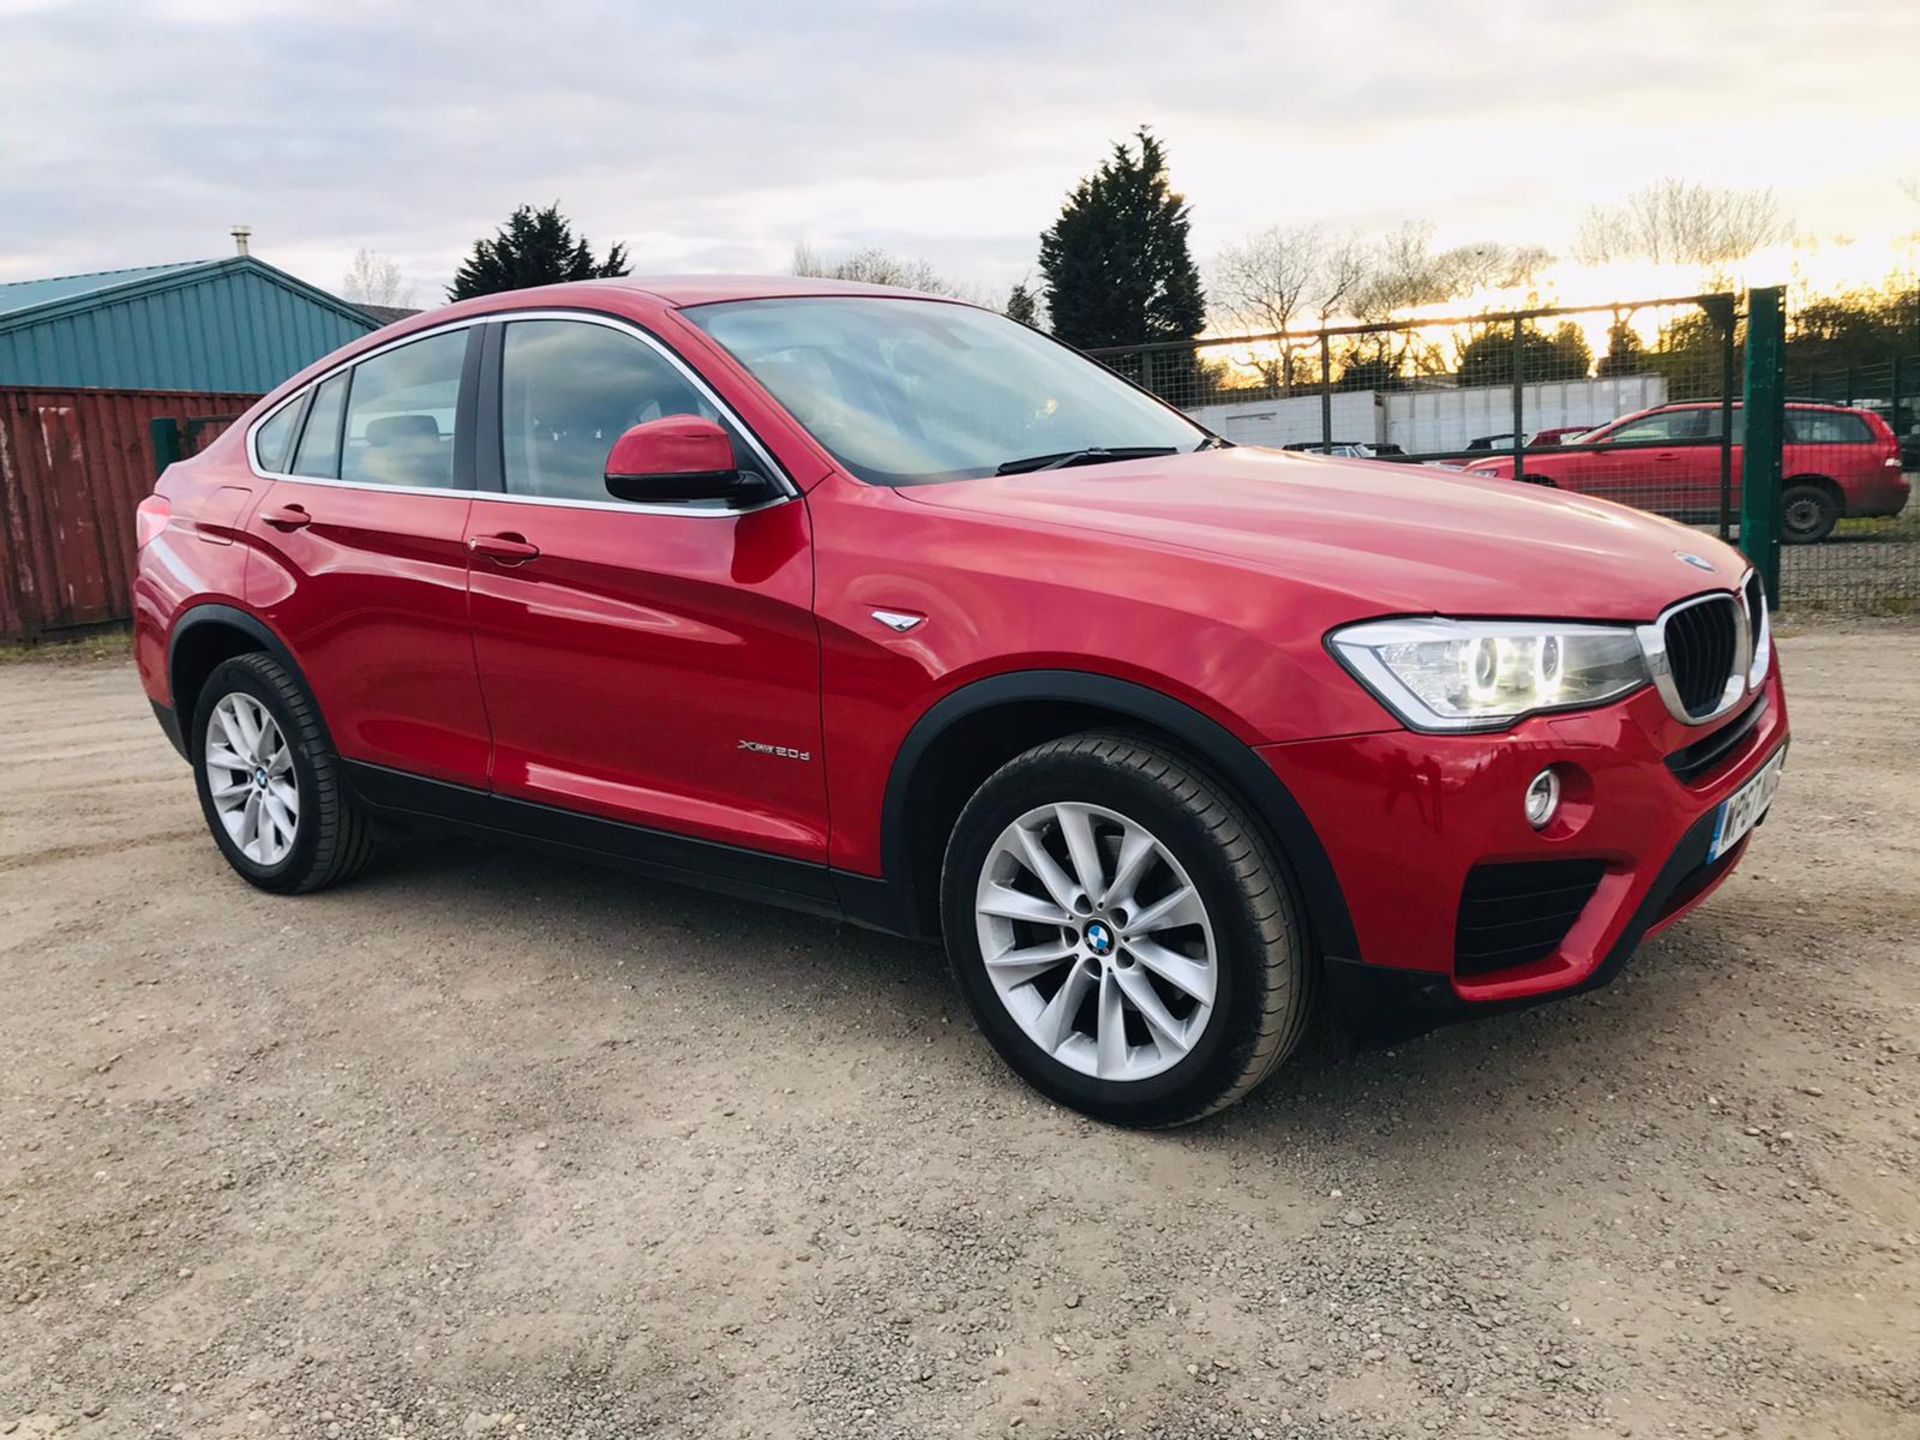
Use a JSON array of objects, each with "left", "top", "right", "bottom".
[{"left": 1525, "top": 768, "right": 1561, "bottom": 829}]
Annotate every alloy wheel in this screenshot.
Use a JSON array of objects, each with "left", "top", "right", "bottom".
[
  {"left": 973, "top": 802, "right": 1217, "bottom": 1081},
  {"left": 205, "top": 692, "right": 299, "bottom": 866}
]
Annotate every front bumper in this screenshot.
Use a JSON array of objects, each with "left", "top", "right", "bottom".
[{"left": 1261, "top": 663, "right": 1789, "bottom": 1035}]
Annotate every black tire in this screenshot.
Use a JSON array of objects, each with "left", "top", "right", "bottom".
[
  {"left": 189, "top": 653, "right": 376, "bottom": 893},
  {"left": 1780, "top": 481, "right": 1840, "bottom": 544},
  {"left": 939, "top": 732, "right": 1313, "bottom": 1127}
]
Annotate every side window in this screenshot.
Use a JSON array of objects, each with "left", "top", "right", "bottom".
[
  {"left": 290, "top": 374, "right": 348, "bottom": 478},
  {"left": 1610, "top": 410, "right": 1703, "bottom": 443},
  {"left": 340, "top": 330, "right": 468, "bottom": 489},
  {"left": 253, "top": 397, "right": 302, "bottom": 472},
  {"left": 499, "top": 319, "right": 738, "bottom": 502},
  {"left": 1605, "top": 413, "right": 1676, "bottom": 443},
  {"left": 1697, "top": 408, "right": 1745, "bottom": 442},
  {"left": 1787, "top": 410, "right": 1871, "bottom": 444}
]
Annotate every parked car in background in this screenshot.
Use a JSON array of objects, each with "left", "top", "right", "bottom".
[
  {"left": 1464, "top": 426, "right": 1594, "bottom": 451},
  {"left": 1280, "top": 440, "right": 1405, "bottom": 459},
  {"left": 1529, "top": 425, "right": 1598, "bottom": 447},
  {"left": 135, "top": 277, "right": 1788, "bottom": 1126},
  {"left": 1462, "top": 400, "right": 1908, "bottom": 543}
]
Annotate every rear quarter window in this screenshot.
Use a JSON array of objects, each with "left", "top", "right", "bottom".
[
  {"left": 1787, "top": 410, "right": 1873, "bottom": 444},
  {"left": 253, "top": 398, "right": 303, "bottom": 472}
]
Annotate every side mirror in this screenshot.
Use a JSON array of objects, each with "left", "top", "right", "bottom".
[{"left": 604, "top": 416, "right": 758, "bottom": 504}]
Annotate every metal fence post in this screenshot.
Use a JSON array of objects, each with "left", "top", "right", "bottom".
[
  {"left": 1706, "top": 293, "right": 1737, "bottom": 541},
  {"left": 1319, "top": 333, "right": 1332, "bottom": 450},
  {"left": 149, "top": 417, "right": 182, "bottom": 479},
  {"left": 1510, "top": 319, "right": 1526, "bottom": 485},
  {"left": 1741, "top": 287, "right": 1786, "bottom": 606},
  {"left": 1892, "top": 355, "right": 1905, "bottom": 444}
]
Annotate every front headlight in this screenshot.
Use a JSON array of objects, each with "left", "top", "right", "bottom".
[{"left": 1329, "top": 618, "right": 1650, "bottom": 732}]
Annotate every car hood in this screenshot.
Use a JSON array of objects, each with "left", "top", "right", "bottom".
[{"left": 896, "top": 447, "right": 1745, "bottom": 622}]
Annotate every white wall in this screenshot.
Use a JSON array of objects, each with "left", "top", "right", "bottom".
[
  {"left": 1187, "top": 391, "right": 1381, "bottom": 448},
  {"left": 1185, "top": 375, "right": 1667, "bottom": 455},
  {"left": 1381, "top": 375, "right": 1667, "bottom": 454}
]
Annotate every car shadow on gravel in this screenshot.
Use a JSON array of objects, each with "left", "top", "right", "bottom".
[{"left": 353, "top": 826, "right": 1726, "bottom": 1156}]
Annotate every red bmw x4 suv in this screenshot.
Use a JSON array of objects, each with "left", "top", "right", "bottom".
[{"left": 135, "top": 278, "right": 1789, "bottom": 1126}]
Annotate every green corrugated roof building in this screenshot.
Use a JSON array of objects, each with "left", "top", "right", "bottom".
[{"left": 0, "top": 255, "right": 378, "bottom": 393}]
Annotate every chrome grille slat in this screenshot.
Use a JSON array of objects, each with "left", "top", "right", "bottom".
[
  {"left": 1637, "top": 584, "right": 1754, "bottom": 726},
  {"left": 1667, "top": 598, "right": 1738, "bottom": 718}
]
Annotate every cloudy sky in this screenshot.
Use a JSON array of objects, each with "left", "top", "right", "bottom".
[{"left": 3, "top": 0, "right": 1916, "bottom": 308}]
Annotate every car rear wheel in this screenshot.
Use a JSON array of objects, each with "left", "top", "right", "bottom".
[
  {"left": 940, "top": 732, "right": 1312, "bottom": 1127},
  {"left": 1780, "top": 481, "right": 1840, "bottom": 544},
  {"left": 190, "top": 653, "right": 376, "bottom": 893}
]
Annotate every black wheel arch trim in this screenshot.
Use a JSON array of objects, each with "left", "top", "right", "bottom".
[
  {"left": 872, "top": 669, "right": 1361, "bottom": 960},
  {"left": 165, "top": 603, "right": 338, "bottom": 755}
]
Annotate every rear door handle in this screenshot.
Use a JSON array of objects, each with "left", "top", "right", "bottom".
[
  {"left": 468, "top": 532, "right": 541, "bottom": 564},
  {"left": 260, "top": 503, "right": 311, "bottom": 531}
]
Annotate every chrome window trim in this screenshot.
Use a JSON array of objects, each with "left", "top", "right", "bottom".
[
  {"left": 1635, "top": 583, "right": 1754, "bottom": 727},
  {"left": 244, "top": 310, "right": 799, "bottom": 518}
]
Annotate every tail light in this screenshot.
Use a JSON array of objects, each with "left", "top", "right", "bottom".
[{"left": 135, "top": 494, "right": 170, "bottom": 549}]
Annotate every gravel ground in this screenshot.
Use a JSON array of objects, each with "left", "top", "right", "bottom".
[{"left": 1, "top": 629, "right": 1916, "bottom": 1440}]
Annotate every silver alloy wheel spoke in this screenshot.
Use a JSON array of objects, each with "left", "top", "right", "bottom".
[
  {"left": 1035, "top": 960, "right": 1097, "bottom": 1052},
  {"left": 1102, "top": 826, "right": 1158, "bottom": 909},
  {"left": 1120, "top": 884, "right": 1202, "bottom": 938},
  {"left": 1056, "top": 804, "right": 1106, "bottom": 900},
  {"left": 974, "top": 801, "right": 1217, "bottom": 1082},
  {"left": 1113, "top": 963, "right": 1184, "bottom": 1045},
  {"left": 1013, "top": 822, "right": 1082, "bottom": 913},
  {"left": 206, "top": 693, "right": 299, "bottom": 868},
  {"left": 1126, "top": 937, "right": 1215, "bottom": 1006},
  {"left": 978, "top": 883, "right": 1071, "bottom": 926},
  {"left": 982, "top": 939, "right": 1078, "bottom": 986}
]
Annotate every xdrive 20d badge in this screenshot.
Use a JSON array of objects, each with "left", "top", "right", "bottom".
[{"left": 134, "top": 275, "right": 1788, "bottom": 1126}]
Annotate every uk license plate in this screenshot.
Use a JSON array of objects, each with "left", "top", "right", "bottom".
[{"left": 1709, "top": 746, "right": 1786, "bottom": 862}]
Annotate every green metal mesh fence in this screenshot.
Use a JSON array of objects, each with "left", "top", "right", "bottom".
[{"left": 1087, "top": 294, "right": 1915, "bottom": 614}]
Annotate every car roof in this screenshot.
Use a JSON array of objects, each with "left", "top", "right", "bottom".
[
  {"left": 513, "top": 274, "right": 964, "bottom": 308},
  {"left": 1656, "top": 399, "right": 1860, "bottom": 414}
]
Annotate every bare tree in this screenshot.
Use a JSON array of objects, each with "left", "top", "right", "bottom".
[
  {"left": 341, "top": 249, "right": 415, "bottom": 308},
  {"left": 792, "top": 243, "right": 956, "bottom": 295},
  {"left": 1210, "top": 224, "right": 1366, "bottom": 392},
  {"left": 1339, "top": 225, "right": 1554, "bottom": 382},
  {"left": 1574, "top": 179, "right": 1793, "bottom": 267},
  {"left": 1348, "top": 224, "right": 1549, "bottom": 320}
]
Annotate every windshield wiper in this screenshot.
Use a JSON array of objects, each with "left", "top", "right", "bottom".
[
  {"left": 994, "top": 446, "right": 1179, "bottom": 475},
  {"left": 1194, "top": 435, "right": 1232, "bottom": 451}
]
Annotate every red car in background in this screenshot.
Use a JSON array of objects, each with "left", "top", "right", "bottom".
[{"left": 1463, "top": 400, "right": 1908, "bottom": 543}]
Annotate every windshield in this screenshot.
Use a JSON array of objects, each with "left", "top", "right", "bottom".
[{"left": 683, "top": 297, "right": 1208, "bottom": 486}]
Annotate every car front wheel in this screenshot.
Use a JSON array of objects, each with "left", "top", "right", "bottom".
[
  {"left": 190, "top": 653, "right": 376, "bottom": 893},
  {"left": 940, "top": 732, "right": 1313, "bottom": 1127}
]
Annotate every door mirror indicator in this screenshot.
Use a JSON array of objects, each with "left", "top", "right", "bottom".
[{"left": 604, "top": 416, "right": 757, "bottom": 504}]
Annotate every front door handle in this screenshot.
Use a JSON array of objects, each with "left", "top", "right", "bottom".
[
  {"left": 1654, "top": 451, "right": 1678, "bottom": 462},
  {"left": 260, "top": 504, "right": 311, "bottom": 531},
  {"left": 469, "top": 532, "right": 541, "bottom": 564}
]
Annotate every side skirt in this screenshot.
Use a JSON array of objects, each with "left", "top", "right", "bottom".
[{"left": 340, "top": 761, "right": 912, "bottom": 932}]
